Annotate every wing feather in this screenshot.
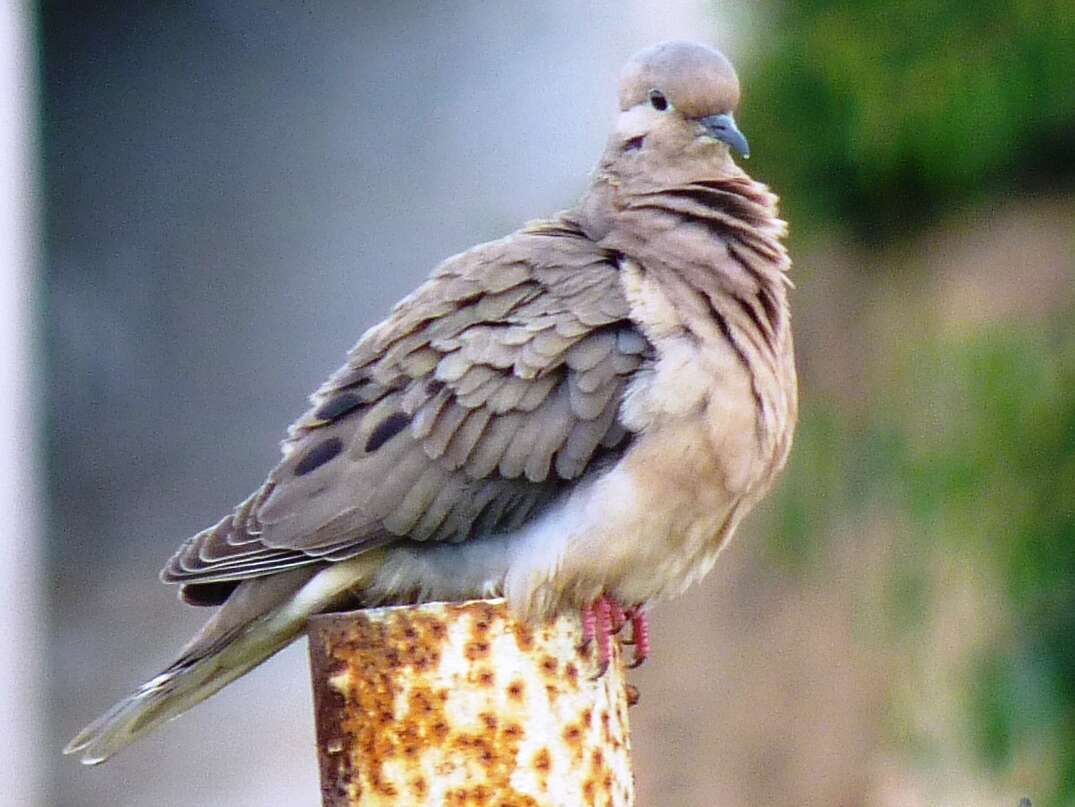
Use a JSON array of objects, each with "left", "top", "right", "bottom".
[{"left": 162, "top": 217, "right": 650, "bottom": 592}]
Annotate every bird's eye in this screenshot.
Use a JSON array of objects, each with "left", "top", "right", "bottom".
[{"left": 649, "top": 90, "right": 669, "bottom": 111}]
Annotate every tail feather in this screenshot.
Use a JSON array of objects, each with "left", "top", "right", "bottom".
[
  {"left": 63, "top": 633, "right": 276, "bottom": 765},
  {"left": 64, "top": 552, "right": 386, "bottom": 765}
]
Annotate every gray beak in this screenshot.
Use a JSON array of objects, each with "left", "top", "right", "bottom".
[{"left": 699, "top": 113, "right": 750, "bottom": 159}]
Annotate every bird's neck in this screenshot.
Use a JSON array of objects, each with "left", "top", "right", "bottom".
[
  {"left": 578, "top": 165, "right": 792, "bottom": 355},
  {"left": 574, "top": 165, "right": 796, "bottom": 467}
]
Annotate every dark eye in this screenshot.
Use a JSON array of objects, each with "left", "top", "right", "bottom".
[{"left": 649, "top": 90, "right": 668, "bottom": 111}]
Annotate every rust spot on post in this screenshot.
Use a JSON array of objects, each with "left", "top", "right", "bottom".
[{"left": 308, "top": 599, "right": 635, "bottom": 806}]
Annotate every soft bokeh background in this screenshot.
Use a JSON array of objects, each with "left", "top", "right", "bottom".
[{"left": 16, "top": 1, "right": 1073, "bottom": 805}]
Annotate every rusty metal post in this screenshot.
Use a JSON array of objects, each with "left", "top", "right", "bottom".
[{"left": 308, "top": 598, "right": 635, "bottom": 806}]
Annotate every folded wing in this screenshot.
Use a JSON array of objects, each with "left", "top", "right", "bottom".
[{"left": 162, "top": 217, "right": 651, "bottom": 603}]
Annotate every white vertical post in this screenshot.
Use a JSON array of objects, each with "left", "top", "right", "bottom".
[{"left": 0, "top": 2, "right": 43, "bottom": 806}]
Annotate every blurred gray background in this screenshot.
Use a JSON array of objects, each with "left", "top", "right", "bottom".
[
  {"left": 33, "top": 1, "right": 1075, "bottom": 806},
  {"left": 44, "top": 3, "right": 738, "bottom": 806}
]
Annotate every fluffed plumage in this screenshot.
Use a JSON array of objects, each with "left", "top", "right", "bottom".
[{"left": 66, "top": 40, "right": 796, "bottom": 765}]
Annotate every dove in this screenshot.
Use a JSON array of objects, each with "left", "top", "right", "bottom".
[{"left": 65, "top": 40, "right": 796, "bottom": 766}]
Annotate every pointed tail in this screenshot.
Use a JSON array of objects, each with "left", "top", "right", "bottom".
[{"left": 64, "top": 552, "right": 386, "bottom": 765}]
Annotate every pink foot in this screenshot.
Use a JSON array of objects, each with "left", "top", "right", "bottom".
[
  {"left": 579, "top": 595, "right": 650, "bottom": 675},
  {"left": 580, "top": 602, "right": 597, "bottom": 648},
  {"left": 608, "top": 599, "right": 627, "bottom": 634},
  {"left": 626, "top": 605, "right": 650, "bottom": 668}
]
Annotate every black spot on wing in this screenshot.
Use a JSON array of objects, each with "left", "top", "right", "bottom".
[
  {"left": 180, "top": 580, "right": 239, "bottom": 607},
  {"left": 313, "top": 391, "right": 363, "bottom": 423},
  {"left": 604, "top": 248, "right": 626, "bottom": 267},
  {"left": 294, "top": 437, "right": 344, "bottom": 476},
  {"left": 365, "top": 412, "right": 411, "bottom": 453}
]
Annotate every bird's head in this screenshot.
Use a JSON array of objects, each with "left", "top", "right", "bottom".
[{"left": 605, "top": 41, "right": 748, "bottom": 181}]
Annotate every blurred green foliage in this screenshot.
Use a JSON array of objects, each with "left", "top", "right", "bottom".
[
  {"left": 770, "top": 321, "right": 1075, "bottom": 803},
  {"left": 743, "top": 0, "right": 1075, "bottom": 239},
  {"left": 906, "top": 327, "right": 1075, "bottom": 802},
  {"left": 741, "top": 1, "right": 1075, "bottom": 800}
]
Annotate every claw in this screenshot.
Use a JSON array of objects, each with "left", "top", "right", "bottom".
[{"left": 627, "top": 605, "right": 650, "bottom": 668}]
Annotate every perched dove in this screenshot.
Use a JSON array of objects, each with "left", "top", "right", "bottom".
[{"left": 66, "top": 40, "right": 796, "bottom": 765}]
